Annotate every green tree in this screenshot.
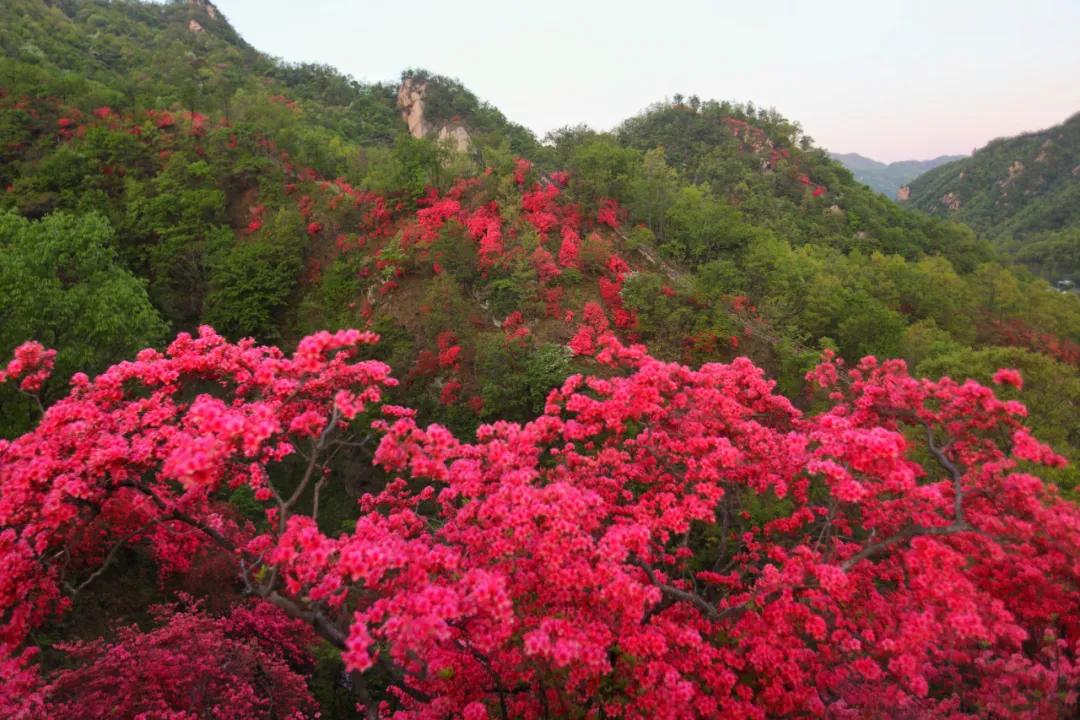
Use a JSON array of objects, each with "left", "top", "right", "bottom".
[
  {"left": 203, "top": 207, "right": 305, "bottom": 341},
  {"left": 663, "top": 185, "right": 756, "bottom": 265},
  {"left": 834, "top": 294, "right": 906, "bottom": 360},
  {"left": 629, "top": 147, "right": 679, "bottom": 237},
  {"left": 0, "top": 211, "right": 166, "bottom": 435},
  {"left": 476, "top": 337, "right": 571, "bottom": 423}
]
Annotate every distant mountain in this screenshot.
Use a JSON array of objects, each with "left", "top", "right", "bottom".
[
  {"left": 905, "top": 113, "right": 1080, "bottom": 285},
  {"left": 830, "top": 152, "right": 966, "bottom": 198}
]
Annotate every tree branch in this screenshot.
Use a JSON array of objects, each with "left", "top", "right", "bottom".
[
  {"left": 922, "top": 420, "right": 966, "bottom": 525},
  {"left": 265, "top": 591, "right": 347, "bottom": 647},
  {"left": 631, "top": 557, "right": 722, "bottom": 622},
  {"left": 62, "top": 518, "right": 165, "bottom": 597},
  {"left": 280, "top": 406, "right": 340, "bottom": 533},
  {"left": 839, "top": 521, "right": 970, "bottom": 571}
]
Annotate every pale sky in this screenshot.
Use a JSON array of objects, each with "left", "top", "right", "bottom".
[{"left": 211, "top": 0, "right": 1080, "bottom": 163}]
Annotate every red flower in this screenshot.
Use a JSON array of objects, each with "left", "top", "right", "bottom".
[
  {"left": 597, "top": 198, "right": 621, "bottom": 229},
  {"left": 513, "top": 157, "right": 532, "bottom": 186},
  {"left": 993, "top": 368, "right": 1023, "bottom": 389}
]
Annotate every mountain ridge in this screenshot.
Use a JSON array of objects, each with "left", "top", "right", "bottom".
[
  {"left": 830, "top": 151, "right": 966, "bottom": 197},
  {"left": 0, "top": 0, "right": 1077, "bottom": 471},
  {"left": 905, "top": 111, "right": 1080, "bottom": 284},
  {"left": 1, "top": 1, "right": 1080, "bottom": 716}
]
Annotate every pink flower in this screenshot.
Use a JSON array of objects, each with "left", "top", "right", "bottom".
[{"left": 993, "top": 367, "right": 1023, "bottom": 389}]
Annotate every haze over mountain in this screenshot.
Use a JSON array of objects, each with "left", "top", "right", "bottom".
[{"left": 831, "top": 152, "right": 966, "bottom": 198}]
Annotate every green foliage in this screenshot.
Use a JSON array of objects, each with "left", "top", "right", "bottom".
[
  {"left": 125, "top": 155, "right": 232, "bottom": 327},
  {"left": 629, "top": 147, "right": 680, "bottom": 237},
  {"left": 661, "top": 185, "right": 759, "bottom": 264},
  {"left": 612, "top": 100, "right": 992, "bottom": 271},
  {"left": 906, "top": 112, "right": 1080, "bottom": 283},
  {"left": 559, "top": 134, "right": 641, "bottom": 208},
  {"left": 361, "top": 134, "right": 443, "bottom": 199},
  {"left": 484, "top": 276, "right": 529, "bottom": 319},
  {"left": 430, "top": 223, "right": 480, "bottom": 286},
  {"left": 1006, "top": 227, "right": 1080, "bottom": 286},
  {"left": 476, "top": 338, "right": 571, "bottom": 423},
  {"left": 0, "top": 211, "right": 166, "bottom": 435},
  {"left": 203, "top": 208, "right": 304, "bottom": 341},
  {"left": 835, "top": 295, "right": 906, "bottom": 360},
  {"left": 298, "top": 254, "right": 366, "bottom": 334}
]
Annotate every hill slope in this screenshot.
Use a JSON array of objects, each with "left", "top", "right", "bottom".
[
  {"left": 831, "top": 152, "right": 965, "bottom": 197},
  {"left": 0, "top": 0, "right": 1077, "bottom": 465},
  {"left": 1, "top": 0, "right": 1080, "bottom": 715},
  {"left": 904, "top": 113, "right": 1080, "bottom": 284}
]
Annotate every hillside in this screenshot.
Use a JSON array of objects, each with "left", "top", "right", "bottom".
[
  {"left": 2, "top": 0, "right": 1077, "bottom": 446},
  {"left": 904, "top": 112, "right": 1080, "bottom": 285},
  {"left": 831, "top": 151, "right": 965, "bottom": 197},
  {"left": 2, "top": 2, "right": 1080, "bottom": 716}
]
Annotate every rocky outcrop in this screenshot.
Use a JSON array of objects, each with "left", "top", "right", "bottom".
[
  {"left": 188, "top": 0, "right": 218, "bottom": 19},
  {"left": 896, "top": 185, "right": 910, "bottom": 201},
  {"left": 1035, "top": 139, "right": 1053, "bottom": 163},
  {"left": 437, "top": 124, "right": 471, "bottom": 153},
  {"left": 397, "top": 77, "right": 432, "bottom": 139},
  {"left": 942, "top": 192, "right": 961, "bottom": 211},
  {"left": 396, "top": 78, "right": 471, "bottom": 153},
  {"left": 188, "top": 18, "right": 205, "bottom": 33},
  {"left": 1000, "top": 160, "right": 1025, "bottom": 187}
]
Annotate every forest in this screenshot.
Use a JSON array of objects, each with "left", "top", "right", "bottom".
[
  {"left": 1, "top": 1, "right": 1079, "bottom": 718},
  {"left": 905, "top": 112, "right": 1080, "bottom": 287}
]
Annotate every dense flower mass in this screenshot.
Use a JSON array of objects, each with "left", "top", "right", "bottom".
[
  {"left": 0, "top": 327, "right": 394, "bottom": 717},
  {"left": 0, "top": 330, "right": 1078, "bottom": 718},
  {"left": 41, "top": 600, "right": 317, "bottom": 719}
]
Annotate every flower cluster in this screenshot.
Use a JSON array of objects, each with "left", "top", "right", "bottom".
[
  {"left": 0, "top": 341, "right": 56, "bottom": 393},
  {"left": 2, "top": 330, "right": 1078, "bottom": 718},
  {"left": 0, "top": 327, "right": 395, "bottom": 718}
]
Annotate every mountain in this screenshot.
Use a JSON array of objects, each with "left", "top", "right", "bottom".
[
  {"left": 830, "top": 152, "right": 966, "bottom": 197},
  {"left": 904, "top": 113, "right": 1080, "bottom": 284},
  {"left": 1, "top": 0, "right": 1076, "bottom": 434},
  {"left": 2, "top": 0, "right": 1080, "bottom": 715}
]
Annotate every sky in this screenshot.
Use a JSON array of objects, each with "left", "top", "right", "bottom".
[{"left": 212, "top": 0, "right": 1080, "bottom": 163}]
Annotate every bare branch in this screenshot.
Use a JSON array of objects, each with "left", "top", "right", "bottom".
[
  {"left": 63, "top": 518, "right": 165, "bottom": 597},
  {"left": 921, "top": 420, "right": 966, "bottom": 525},
  {"left": 280, "top": 406, "right": 341, "bottom": 531},
  {"left": 312, "top": 474, "right": 327, "bottom": 522},
  {"left": 265, "top": 591, "right": 347, "bottom": 647},
  {"left": 840, "top": 522, "right": 970, "bottom": 571},
  {"left": 631, "top": 557, "right": 722, "bottom": 622}
]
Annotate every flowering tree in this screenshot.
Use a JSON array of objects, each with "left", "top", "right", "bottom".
[
  {"left": 1, "top": 330, "right": 1078, "bottom": 718},
  {"left": 0, "top": 327, "right": 394, "bottom": 717}
]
